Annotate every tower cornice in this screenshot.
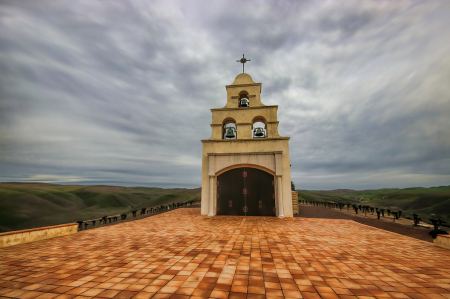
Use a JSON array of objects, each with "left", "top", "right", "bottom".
[
  {"left": 201, "top": 137, "right": 290, "bottom": 143},
  {"left": 226, "top": 83, "right": 261, "bottom": 89},
  {"left": 211, "top": 105, "right": 278, "bottom": 112}
]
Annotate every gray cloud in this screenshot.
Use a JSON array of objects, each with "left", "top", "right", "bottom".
[{"left": 1, "top": 0, "right": 449, "bottom": 189}]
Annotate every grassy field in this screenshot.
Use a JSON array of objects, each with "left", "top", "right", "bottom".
[
  {"left": 2, "top": 182, "right": 448, "bottom": 233},
  {"left": 0, "top": 182, "right": 201, "bottom": 233},
  {"left": 296, "top": 186, "right": 450, "bottom": 226}
]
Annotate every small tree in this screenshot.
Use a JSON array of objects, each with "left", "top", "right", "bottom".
[{"left": 291, "top": 181, "right": 296, "bottom": 191}]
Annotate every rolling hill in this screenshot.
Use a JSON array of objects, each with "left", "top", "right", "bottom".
[
  {"left": 296, "top": 186, "right": 450, "bottom": 226},
  {"left": 2, "top": 182, "right": 448, "bottom": 233},
  {"left": 0, "top": 183, "right": 201, "bottom": 232}
]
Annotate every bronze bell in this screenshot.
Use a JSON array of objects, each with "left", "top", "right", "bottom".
[
  {"left": 240, "top": 98, "right": 248, "bottom": 107},
  {"left": 255, "top": 127, "right": 264, "bottom": 137},
  {"left": 225, "top": 128, "right": 235, "bottom": 138}
]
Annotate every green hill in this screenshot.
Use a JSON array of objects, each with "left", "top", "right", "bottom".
[
  {"left": 296, "top": 186, "right": 450, "bottom": 226},
  {"left": 0, "top": 183, "right": 201, "bottom": 232},
  {"left": 401, "top": 192, "right": 450, "bottom": 210}
]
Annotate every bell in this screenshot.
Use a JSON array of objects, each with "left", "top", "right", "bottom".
[
  {"left": 225, "top": 128, "right": 235, "bottom": 138},
  {"left": 255, "top": 128, "right": 264, "bottom": 137},
  {"left": 240, "top": 98, "right": 248, "bottom": 107}
]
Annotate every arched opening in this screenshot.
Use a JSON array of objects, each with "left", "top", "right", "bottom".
[
  {"left": 252, "top": 116, "right": 267, "bottom": 138},
  {"left": 216, "top": 167, "right": 275, "bottom": 216},
  {"left": 223, "top": 118, "right": 237, "bottom": 139},
  {"left": 238, "top": 90, "right": 249, "bottom": 107},
  {"left": 216, "top": 163, "right": 275, "bottom": 176}
]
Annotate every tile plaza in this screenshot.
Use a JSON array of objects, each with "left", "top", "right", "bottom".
[{"left": 1, "top": 208, "right": 449, "bottom": 299}]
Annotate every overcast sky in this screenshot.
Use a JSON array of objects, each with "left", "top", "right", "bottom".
[{"left": 1, "top": 0, "right": 449, "bottom": 190}]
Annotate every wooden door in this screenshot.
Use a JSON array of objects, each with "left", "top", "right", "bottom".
[
  {"left": 216, "top": 168, "right": 245, "bottom": 215},
  {"left": 217, "top": 167, "right": 275, "bottom": 216}
]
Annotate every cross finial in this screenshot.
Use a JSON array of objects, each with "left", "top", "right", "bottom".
[{"left": 236, "top": 54, "right": 250, "bottom": 73}]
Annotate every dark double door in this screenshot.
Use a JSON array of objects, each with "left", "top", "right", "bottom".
[{"left": 217, "top": 167, "right": 275, "bottom": 216}]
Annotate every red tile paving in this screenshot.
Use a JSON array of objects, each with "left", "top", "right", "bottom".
[{"left": 1, "top": 208, "right": 450, "bottom": 299}]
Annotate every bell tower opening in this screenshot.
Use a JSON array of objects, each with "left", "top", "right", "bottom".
[
  {"left": 238, "top": 91, "right": 249, "bottom": 107},
  {"left": 252, "top": 117, "right": 267, "bottom": 138},
  {"left": 223, "top": 118, "right": 237, "bottom": 139}
]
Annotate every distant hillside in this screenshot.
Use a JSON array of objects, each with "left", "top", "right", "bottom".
[
  {"left": 0, "top": 183, "right": 201, "bottom": 232},
  {"left": 297, "top": 186, "right": 450, "bottom": 226}
]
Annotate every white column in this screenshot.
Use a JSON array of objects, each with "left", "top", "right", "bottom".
[
  {"left": 274, "top": 152, "right": 284, "bottom": 218},
  {"left": 208, "top": 154, "right": 215, "bottom": 216},
  {"left": 208, "top": 176, "right": 215, "bottom": 216},
  {"left": 277, "top": 175, "right": 284, "bottom": 218}
]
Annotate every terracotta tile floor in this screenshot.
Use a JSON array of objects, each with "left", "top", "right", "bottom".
[{"left": 1, "top": 208, "right": 450, "bottom": 299}]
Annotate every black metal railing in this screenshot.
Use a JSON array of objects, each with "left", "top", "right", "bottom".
[
  {"left": 76, "top": 197, "right": 201, "bottom": 231},
  {"left": 298, "top": 199, "right": 449, "bottom": 240}
]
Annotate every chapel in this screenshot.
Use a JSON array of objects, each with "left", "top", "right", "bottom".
[{"left": 201, "top": 72, "right": 293, "bottom": 217}]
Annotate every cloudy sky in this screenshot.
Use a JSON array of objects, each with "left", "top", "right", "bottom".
[{"left": 1, "top": 0, "right": 449, "bottom": 190}]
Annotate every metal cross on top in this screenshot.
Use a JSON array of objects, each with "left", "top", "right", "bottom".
[{"left": 236, "top": 54, "right": 250, "bottom": 73}]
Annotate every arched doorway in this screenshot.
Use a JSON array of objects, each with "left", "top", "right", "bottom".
[{"left": 216, "top": 167, "right": 275, "bottom": 216}]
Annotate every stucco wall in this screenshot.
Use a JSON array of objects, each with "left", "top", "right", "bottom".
[
  {"left": 214, "top": 153, "right": 276, "bottom": 174},
  {"left": 201, "top": 139, "right": 292, "bottom": 217},
  {"left": 0, "top": 223, "right": 78, "bottom": 248},
  {"left": 434, "top": 234, "right": 450, "bottom": 250},
  {"left": 210, "top": 106, "right": 280, "bottom": 140},
  {"left": 225, "top": 84, "right": 262, "bottom": 108}
]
